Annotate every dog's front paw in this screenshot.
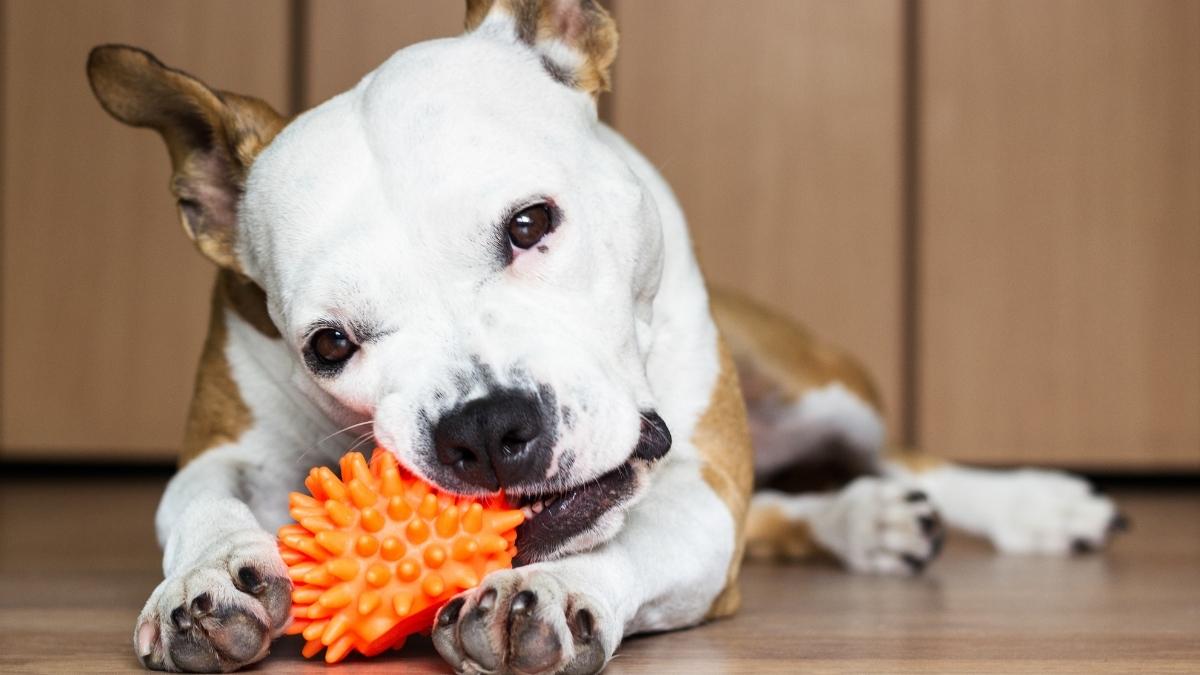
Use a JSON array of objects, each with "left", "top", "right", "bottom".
[
  {"left": 983, "top": 470, "right": 1125, "bottom": 555},
  {"left": 134, "top": 529, "right": 291, "bottom": 672},
  {"left": 812, "top": 476, "right": 945, "bottom": 575},
  {"left": 432, "top": 568, "right": 610, "bottom": 675}
]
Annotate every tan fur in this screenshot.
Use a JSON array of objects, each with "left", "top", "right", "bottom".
[
  {"left": 743, "top": 503, "right": 821, "bottom": 561},
  {"left": 885, "top": 446, "right": 946, "bottom": 473},
  {"left": 464, "top": 0, "right": 618, "bottom": 95},
  {"left": 710, "top": 287, "right": 883, "bottom": 412},
  {"left": 693, "top": 337, "right": 755, "bottom": 619},
  {"left": 219, "top": 270, "right": 280, "bottom": 339},
  {"left": 179, "top": 273, "right": 254, "bottom": 466}
]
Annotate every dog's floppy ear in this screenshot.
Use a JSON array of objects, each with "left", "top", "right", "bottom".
[
  {"left": 465, "top": 0, "right": 618, "bottom": 96},
  {"left": 86, "top": 45, "right": 286, "bottom": 270}
]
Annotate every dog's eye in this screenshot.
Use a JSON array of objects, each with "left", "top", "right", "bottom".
[
  {"left": 309, "top": 328, "right": 357, "bottom": 366},
  {"left": 508, "top": 204, "right": 553, "bottom": 250}
]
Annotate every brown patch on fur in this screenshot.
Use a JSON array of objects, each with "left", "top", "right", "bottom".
[
  {"left": 744, "top": 503, "right": 822, "bottom": 561},
  {"left": 693, "top": 337, "right": 755, "bottom": 620},
  {"left": 180, "top": 272, "right": 258, "bottom": 466},
  {"left": 463, "top": 0, "right": 618, "bottom": 96},
  {"left": 219, "top": 270, "right": 279, "bottom": 339},
  {"left": 885, "top": 446, "right": 946, "bottom": 473},
  {"left": 710, "top": 287, "right": 883, "bottom": 413},
  {"left": 87, "top": 45, "right": 286, "bottom": 271},
  {"left": 464, "top": 0, "right": 493, "bottom": 30}
]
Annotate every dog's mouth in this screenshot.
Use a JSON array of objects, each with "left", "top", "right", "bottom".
[
  {"left": 508, "top": 460, "right": 642, "bottom": 566},
  {"left": 504, "top": 411, "right": 672, "bottom": 565}
]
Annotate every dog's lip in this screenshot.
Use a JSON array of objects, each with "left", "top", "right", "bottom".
[{"left": 509, "top": 460, "right": 641, "bottom": 566}]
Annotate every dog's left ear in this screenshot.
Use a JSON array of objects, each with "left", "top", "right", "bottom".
[
  {"left": 465, "top": 0, "right": 618, "bottom": 96},
  {"left": 86, "top": 45, "right": 285, "bottom": 271}
]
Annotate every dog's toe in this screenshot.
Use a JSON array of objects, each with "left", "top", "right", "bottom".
[
  {"left": 812, "top": 476, "right": 946, "bottom": 576},
  {"left": 984, "top": 470, "right": 1122, "bottom": 555},
  {"left": 134, "top": 530, "right": 290, "bottom": 672},
  {"left": 433, "top": 569, "right": 608, "bottom": 675}
]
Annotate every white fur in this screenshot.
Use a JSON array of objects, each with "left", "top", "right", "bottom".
[
  {"left": 903, "top": 465, "right": 1120, "bottom": 554},
  {"left": 141, "top": 15, "right": 737, "bottom": 673},
  {"left": 240, "top": 30, "right": 662, "bottom": 492}
]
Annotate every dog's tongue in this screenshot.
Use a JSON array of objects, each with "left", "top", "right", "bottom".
[{"left": 511, "top": 462, "right": 639, "bottom": 566}]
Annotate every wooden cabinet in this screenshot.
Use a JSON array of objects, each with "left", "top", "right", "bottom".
[
  {"left": 0, "top": 0, "right": 290, "bottom": 460},
  {"left": 2, "top": 0, "right": 1196, "bottom": 470},
  {"left": 916, "top": 0, "right": 1200, "bottom": 469},
  {"left": 302, "top": 0, "right": 462, "bottom": 108}
]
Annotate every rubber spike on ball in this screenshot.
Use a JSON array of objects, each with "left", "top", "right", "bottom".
[{"left": 279, "top": 448, "right": 524, "bottom": 663}]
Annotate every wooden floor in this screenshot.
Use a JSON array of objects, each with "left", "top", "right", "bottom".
[{"left": 1, "top": 472, "right": 1198, "bottom": 674}]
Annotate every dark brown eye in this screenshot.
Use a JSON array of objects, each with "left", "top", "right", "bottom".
[
  {"left": 309, "top": 328, "right": 357, "bottom": 366},
  {"left": 508, "top": 204, "right": 553, "bottom": 250}
]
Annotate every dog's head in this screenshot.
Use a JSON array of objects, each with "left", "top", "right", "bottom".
[{"left": 88, "top": 0, "right": 673, "bottom": 563}]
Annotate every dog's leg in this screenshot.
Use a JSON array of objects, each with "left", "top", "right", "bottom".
[
  {"left": 134, "top": 446, "right": 297, "bottom": 672},
  {"left": 431, "top": 458, "right": 739, "bottom": 675},
  {"left": 892, "top": 458, "right": 1126, "bottom": 554},
  {"left": 746, "top": 479, "right": 945, "bottom": 575}
]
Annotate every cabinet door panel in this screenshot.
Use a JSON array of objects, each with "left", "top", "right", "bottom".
[
  {"left": 1, "top": 0, "right": 291, "bottom": 460},
  {"left": 303, "top": 0, "right": 462, "bottom": 108},
  {"left": 917, "top": 0, "right": 1200, "bottom": 469}
]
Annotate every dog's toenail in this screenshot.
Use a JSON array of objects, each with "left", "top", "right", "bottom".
[
  {"left": 439, "top": 597, "right": 465, "bottom": 626},
  {"left": 477, "top": 588, "right": 497, "bottom": 613},
  {"left": 574, "top": 608, "right": 595, "bottom": 641},
  {"left": 510, "top": 590, "right": 537, "bottom": 616},
  {"left": 170, "top": 606, "right": 192, "bottom": 631},
  {"left": 190, "top": 592, "right": 213, "bottom": 616},
  {"left": 901, "top": 553, "right": 927, "bottom": 574},
  {"left": 904, "top": 490, "right": 929, "bottom": 503},
  {"left": 1071, "top": 538, "right": 1095, "bottom": 554},
  {"left": 918, "top": 514, "right": 940, "bottom": 535},
  {"left": 1109, "top": 513, "right": 1131, "bottom": 533},
  {"left": 236, "top": 566, "right": 265, "bottom": 594}
]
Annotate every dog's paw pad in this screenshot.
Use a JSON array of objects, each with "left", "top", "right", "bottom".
[{"left": 433, "top": 569, "right": 609, "bottom": 675}]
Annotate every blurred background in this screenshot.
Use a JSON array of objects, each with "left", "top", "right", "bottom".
[{"left": 0, "top": 0, "right": 1196, "bottom": 474}]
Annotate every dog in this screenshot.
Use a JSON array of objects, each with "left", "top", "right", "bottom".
[{"left": 86, "top": 1, "right": 1124, "bottom": 672}]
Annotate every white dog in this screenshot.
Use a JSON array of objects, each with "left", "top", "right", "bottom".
[{"left": 86, "top": 1, "right": 1124, "bottom": 672}]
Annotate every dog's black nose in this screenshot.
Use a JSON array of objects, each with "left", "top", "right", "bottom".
[{"left": 433, "top": 391, "right": 548, "bottom": 491}]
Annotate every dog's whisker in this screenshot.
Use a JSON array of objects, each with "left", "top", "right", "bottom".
[
  {"left": 346, "top": 430, "right": 377, "bottom": 455},
  {"left": 318, "top": 420, "right": 374, "bottom": 446},
  {"left": 294, "top": 420, "right": 375, "bottom": 464}
]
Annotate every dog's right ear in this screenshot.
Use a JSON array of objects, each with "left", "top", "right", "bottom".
[{"left": 86, "top": 45, "right": 285, "bottom": 270}]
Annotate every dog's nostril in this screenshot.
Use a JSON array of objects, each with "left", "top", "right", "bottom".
[
  {"left": 441, "top": 445, "right": 479, "bottom": 466},
  {"left": 500, "top": 434, "right": 529, "bottom": 456}
]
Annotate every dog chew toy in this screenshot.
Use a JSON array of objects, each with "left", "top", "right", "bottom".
[{"left": 278, "top": 449, "right": 524, "bottom": 663}]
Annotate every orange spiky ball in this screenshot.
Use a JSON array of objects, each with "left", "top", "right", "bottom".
[{"left": 278, "top": 449, "right": 524, "bottom": 663}]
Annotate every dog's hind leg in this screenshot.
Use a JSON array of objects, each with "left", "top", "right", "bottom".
[
  {"left": 747, "top": 479, "right": 945, "bottom": 574},
  {"left": 711, "top": 289, "right": 945, "bottom": 573},
  {"left": 713, "top": 289, "right": 1125, "bottom": 567},
  {"left": 888, "top": 453, "right": 1127, "bottom": 555}
]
